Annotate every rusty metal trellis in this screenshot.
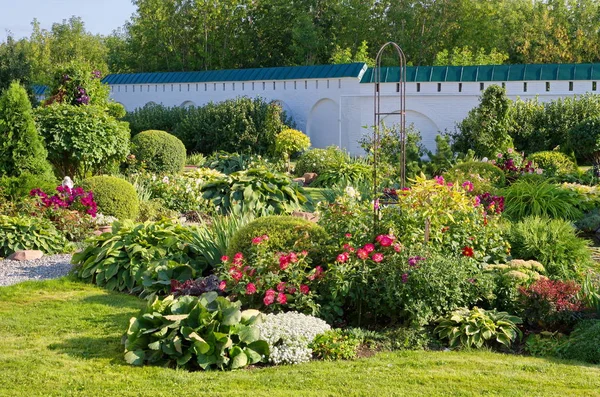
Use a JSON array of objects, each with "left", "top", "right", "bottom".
[{"left": 372, "top": 42, "right": 407, "bottom": 232}]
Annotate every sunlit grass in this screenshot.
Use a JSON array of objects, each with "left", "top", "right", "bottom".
[{"left": 0, "top": 278, "right": 599, "bottom": 397}]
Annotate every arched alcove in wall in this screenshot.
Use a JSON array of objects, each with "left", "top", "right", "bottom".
[
  {"left": 382, "top": 109, "right": 440, "bottom": 153},
  {"left": 180, "top": 100, "right": 196, "bottom": 108},
  {"left": 145, "top": 101, "right": 157, "bottom": 107},
  {"left": 271, "top": 99, "right": 294, "bottom": 123},
  {"left": 307, "top": 98, "right": 339, "bottom": 148}
]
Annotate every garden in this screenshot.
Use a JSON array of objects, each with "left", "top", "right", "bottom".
[{"left": 0, "top": 67, "right": 599, "bottom": 396}]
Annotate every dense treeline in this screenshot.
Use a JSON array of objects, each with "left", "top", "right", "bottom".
[{"left": 2, "top": 0, "right": 600, "bottom": 89}]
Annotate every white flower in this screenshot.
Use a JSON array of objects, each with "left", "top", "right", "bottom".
[
  {"left": 162, "top": 176, "right": 170, "bottom": 184},
  {"left": 344, "top": 186, "right": 357, "bottom": 198},
  {"left": 536, "top": 168, "right": 543, "bottom": 175},
  {"left": 481, "top": 157, "right": 488, "bottom": 163}
]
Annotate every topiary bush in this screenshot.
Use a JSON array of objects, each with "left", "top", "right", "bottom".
[
  {"left": 227, "top": 215, "right": 329, "bottom": 265},
  {"left": 508, "top": 216, "right": 593, "bottom": 280},
  {"left": 131, "top": 130, "right": 186, "bottom": 174},
  {"left": 527, "top": 151, "right": 577, "bottom": 177},
  {"left": 80, "top": 175, "right": 139, "bottom": 220},
  {"left": 0, "top": 215, "right": 72, "bottom": 257},
  {"left": 295, "top": 146, "right": 350, "bottom": 176}
]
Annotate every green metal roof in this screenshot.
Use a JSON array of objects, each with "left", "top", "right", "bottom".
[
  {"left": 32, "top": 85, "right": 48, "bottom": 95},
  {"left": 360, "top": 63, "right": 600, "bottom": 83},
  {"left": 102, "top": 63, "right": 367, "bottom": 85}
]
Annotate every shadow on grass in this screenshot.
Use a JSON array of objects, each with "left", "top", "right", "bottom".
[
  {"left": 47, "top": 335, "right": 125, "bottom": 363},
  {"left": 81, "top": 291, "right": 146, "bottom": 310}
]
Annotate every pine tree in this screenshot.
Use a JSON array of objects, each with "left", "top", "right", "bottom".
[{"left": 0, "top": 81, "right": 53, "bottom": 177}]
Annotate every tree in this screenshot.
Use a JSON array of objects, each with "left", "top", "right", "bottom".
[
  {"left": 452, "top": 85, "right": 513, "bottom": 157},
  {"left": 570, "top": 117, "right": 600, "bottom": 176},
  {"left": 0, "top": 35, "right": 35, "bottom": 101},
  {"left": 434, "top": 46, "right": 508, "bottom": 66},
  {"left": 0, "top": 81, "right": 53, "bottom": 177}
]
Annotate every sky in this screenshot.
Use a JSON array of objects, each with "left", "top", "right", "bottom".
[{"left": 0, "top": 0, "right": 137, "bottom": 42}]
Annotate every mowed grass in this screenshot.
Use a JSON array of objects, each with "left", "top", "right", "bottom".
[{"left": 1, "top": 279, "right": 599, "bottom": 397}]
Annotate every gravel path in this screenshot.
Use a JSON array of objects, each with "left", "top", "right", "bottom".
[{"left": 0, "top": 254, "right": 74, "bottom": 287}]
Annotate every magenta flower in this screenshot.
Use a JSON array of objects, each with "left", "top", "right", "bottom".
[
  {"left": 372, "top": 252, "right": 384, "bottom": 263},
  {"left": 462, "top": 181, "right": 474, "bottom": 192}
]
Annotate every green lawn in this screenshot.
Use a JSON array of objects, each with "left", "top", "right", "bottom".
[{"left": 1, "top": 279, "right": 599, "bottom": 397}]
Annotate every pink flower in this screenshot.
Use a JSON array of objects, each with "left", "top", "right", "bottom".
[
  {"left": 263, "top": 291, "right": 275, "bottom": 306},
  {"left": 343, "top": 243, "right": 353, "bottom": 251},
  {"left": 474, "top": 196, "right": 481, "bottom": 207},
  {"left": 219, "top": 281, "right": 227, "bottom": 291},
  {"left": 300, "top": 284, "right": 310, "bottom": 295},
  {"left": 378, "top": 235, "right": 395, "bottom": 247},
  {"left": 337, "top": 252, "right": 349, "bottom": 263},
  {"left": 497, "top": 153, "right": 503, "bottom": 158},
  {"left": 374, "top": 199, "right": 380, "bottom": 210},
  {"left": 301, "top": 250, "right": 308, "bottom": 256},
  {"left": 245, "top": 283, "right": 257, "bottom": 295},
  {"left": 288, "top": 252, "right": 298, "bottom": 263},
  {"left": 261, "top": 234, "right": 269, "bottom": 240},
  {"left": 402, "top": 273, "right": 409, "bottom": 283},
  {"left": 345, "top": 233, "right": 352, "bottom": 238},
  {"left": 507, "top": 148, "right": 514, "bottom": 153},
  {"left": 221, "top": 255, "right": 229, "bottom": 262},
  {"left": 279, "top": 255, "right": 289, "bottom": 270},
  {"left": 233, "top": 252, "right": 244, "bottom": 265},
  {"left": 461, "top": 181, "right": 474, "bottom": 192},
  {"left": 364, "top": 243, "right": 375, "bottom": 253},
  {"left": 393, "top": 244, "right": 403, "bottom": 253},
  {"left": 372, "top": 252, "right": 384, "bottom": 263},
  {"left": 277, "top": 282, "right": 286, "bottom": 292},
  {"left": 277, "top": 293, "right": 287, "bottom": 305},
  {"left": 252, "top": 236, "right": 263, "bottom": 245},
  {"left": 230, "top": 268, "right": 243, "bottom": 281},
  {"left": 308, "top": 265, "right": 324, "bottom": 281},
  {"left": 434, "top": 175, "right": 445, "bottom": 185},
  {"left": 357, "top": 248, "right": 369, "bottom": 260},
  {"left": 287, "top": 286, "right": 297, "bottom": 294}
]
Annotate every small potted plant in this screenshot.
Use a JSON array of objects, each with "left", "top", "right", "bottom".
[{"left": 95, "top": 213, "right": 117, "bottom": 234}]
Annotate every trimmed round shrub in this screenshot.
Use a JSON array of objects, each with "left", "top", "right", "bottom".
[
  {"left": 528, "top": 151, "right": 577, "bottom": 177},
  {"left": 227, "top": 215, "right": 329, "bottom": 264},
  {"left": 295, "top": 146, "right": 349, "bottom": 176},
  {"left": 445, "top": 161, "right": 506, "bottom": 194},
  {"left": 508, "top": 216, "right": 593, "bottom": 280},
  {"left": 81, "top": 176, "right": 139, "bottom": 220},
  {"left": 131, "top": 130, "right": 186, "bottom": 173}
]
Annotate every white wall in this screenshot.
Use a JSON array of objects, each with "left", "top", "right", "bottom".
[{"left": 109, "top": 76, "right": 600, "bottom": 156}]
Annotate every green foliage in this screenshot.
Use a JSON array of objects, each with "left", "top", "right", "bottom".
[
  {"left": 501, "top": 180, "right": 582, "bottom": 221},
  {"left": 508, "top": 216, "right": 593, "bottom": 280},
  {"left": 136, "top": 199, "right": 178, "bottom": 222},
  {"left": 425, "top": 135, "right": 456, "bottom": 176},
  {"left": 201, "top": 168, "right": 308, "bottom": 216},
  {"left": 204, "top": 151, "right": 273, "bottom": 175},
  {"left": 173, "top": 97, "right": 288, "bottom": 155},
  {"left": 380, "top": 175, "right": 509, "bottom": 262},
  {"left": 310, "top": 329, "right": 361, "bottom": 360},
  {"left": 274, "top": 128, "right": 310, "bottom": 159},
  {"left": 0, "top": 173, "right": 58, "bottom": 200},
  {"left": 80, "top": 176, "right": 139, "bottom": 220},
  {"left": 527, "top": 151, "right": 577, "bottom": 177},
  {"left": 123, "top": 103, "right": 188, "bottom": 136},
  {"left": 0, "top": 215, "right": 72, "bottom": 256},
  {"left": 227, "top": 215, "right": 329, "bottom": 265},
  {"left": 484, "top": 260, "right": 546, "bottom": 313},
  {"left": 444, "top": 161, "right": 506, "bottom": 194},
  {"left": 312, "top": 160, "right": 372, "bottom": 188},
  {"left": 330, "top": 40, "right": 375, "bottom": 66},
  {"left": 434, "top": 46, "right": 509, "bottom": 66},
  {"left": 453, "top": 85, "right": 513, "bottom": 157},
  {"left": 72, "top": 220, "right": 210, "bottom": 296},
  {"left": 124, "top": 293, "right": 268, "bottom": 370},
  {"left": 570, "top": 116, "right": 600, "bottom": 172},
  {"left": 35, "top": 103, "right": 130, "bottom": 179},
  {"left": 294, "top": 146, "right": 350, "bottom": 177},
  {"left": 131, "top": 130, "right": 186, "bottom": 174},
  {"left": 554, "top": 320, "right": 600, "bottom": 364},
  {"left": 434, "top": 307, "right": 522, "bottom": 349},
  {"left": 186, "top": 152, "right": 206, "bottom": 167},
  {"left": 0, "top": 81, "right": 53, "bottom": 178},
  {"left": 44, "top": 62, "right": 109, "bottom": 107}
]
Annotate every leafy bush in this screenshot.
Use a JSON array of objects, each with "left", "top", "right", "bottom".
[
  {"left": 72, "top": 221, "right": 210, "bottom": 296},
  {"left": 312, "top": 160, "right": 372, "bottom": 188},
  {"left": 444, "top": 161, "right": 506, "bottom": 195},
  {"left": 255, "top": 311, "right": 330, "bottom": 365},
  {"left": 527, "top": 151, "right": 578, "bottom": 177},
  {"left": 219, "top": 239, "right": 323, "bottom": 315},
  {"left": 380, "top": 175, "right": 509, "bottom": 262},
  {"left": 170, "top": 275, "right": 223, "bottom": 297},
  {"left": 136, "top": 199, "right": 178, "bottom": 222},
  {"left": 561, "top": 183, "right": 600, "bottom": 214},
  {"left": 227, "top": 215, "right": 329, "bottom": 265},
  {"left": 501, "top": 180, "right": 582, "bottom": 221},
  {"left": 0, "top": 174, "right": 58, "bottom": 200},
  {"left": 201, "top": 168, "right": 308, "bottom": 216},
  {"left": 0, "top": 81, "right": 53, "bottom": 178},
  {"left": 35, "top": 104, "right": 130, "bottom": 179},
  {"left": 274, "top": 128, "right": 310, "bottom": 171},
  {"left": 124, "top": 103, "right": 188, "bottom": 136},
  {"left": 452, "top": 85, "right": 513, "bottom": 157},
  {"left": 507, "top": 216, "right": 592, "bottom": 279},
  {"left": 173, "top": 97, "right": 289, "bottom": 155},
  {"left": 131, "top": 130, "right": 187, "bottom": 174},
  {"left": 124, "top": 292, "right": 269, "bottom": 370},
  {"left": 295, "top": 146, "right": 350, "bottom": 176},
  {"left": 81, "top": 175, "right": 139, "bottom": 220},
  {"left": 519, "top": 278, "right": 586, "bottom": 332},
  {"left": 555, "top": 320, "right": 600, "bottom": 364},
  {"left": 434, "top": 307, "right": 522, "bottom": 349},
  {"left": 570, "top": 116, "right": 600, "bottom": 174},
  {"left": 310, "top": 329, "right": 361, "bottom": 360},
  {"left": 323, "top": 238, "right": 494, "bottom": 326},
  {"left": 204, "top": 151, "right": 273, "bottom": 174},
  {"left": 186, "top": 152, "right": 206, "bottom": 167},
  {"left": 484, "top": 259, "right": 545, "bottom": 313},
  {"left": 490, "top": 149, "right": 538, "bottom": 182},
  {"left": 0, "top": 215, "right": 72, "bottom": 256}
]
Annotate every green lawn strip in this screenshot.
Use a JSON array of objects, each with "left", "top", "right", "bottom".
[{"left": 0, "top": 279, "right": 599, "bottom": 397}]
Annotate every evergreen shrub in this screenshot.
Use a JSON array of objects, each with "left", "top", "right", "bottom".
[
  {"left": 81, "top": 175, "right": 139, "bottom": 219},
  {"left": 132, "top": 130, "right": 186, "bottom": 174}
]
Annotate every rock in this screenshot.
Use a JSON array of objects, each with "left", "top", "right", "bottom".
[
  {"left": 7, "top": 250, "right": 44, "bottom": 261},
  {"left": 291, "top": 210, "right": 320, "bottom": 223},
  {"left": 292, "top": 177, "right": 306, "bottom": 186},
  {"left": 302, "top": 173, "right": 318, "bottom": 185}
]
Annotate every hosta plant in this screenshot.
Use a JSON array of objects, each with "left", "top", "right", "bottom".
[
  {"left": 0, "top": 215, "right": 73, "bottom": 257},
  {"left": 72, "top": 220, "right": 210, "bottom": 296},
  {"left": 434, "top": 307, "right": 522, "bottom": 349},
  {"left": 124, "top": 292, "right": 269, "bottom": 370},
  {"left": 201, "top": 167, "right": 309, "bottom": 216}
]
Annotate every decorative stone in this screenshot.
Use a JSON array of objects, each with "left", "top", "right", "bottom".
[
  {"left": 302, "top": 173, "right": 318, "bottom": 185},
  {"left": 7, "top": 250, "right": 44, "bottom": 261},
  {"left": 292, "top": 177, "right": 306, "bottom": 186},
  {"left": 61, "top": 176, "right": 74, "bottom": 189},
  {"left": 291, "top": 210, "right": 320, "bottom": 223}
]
